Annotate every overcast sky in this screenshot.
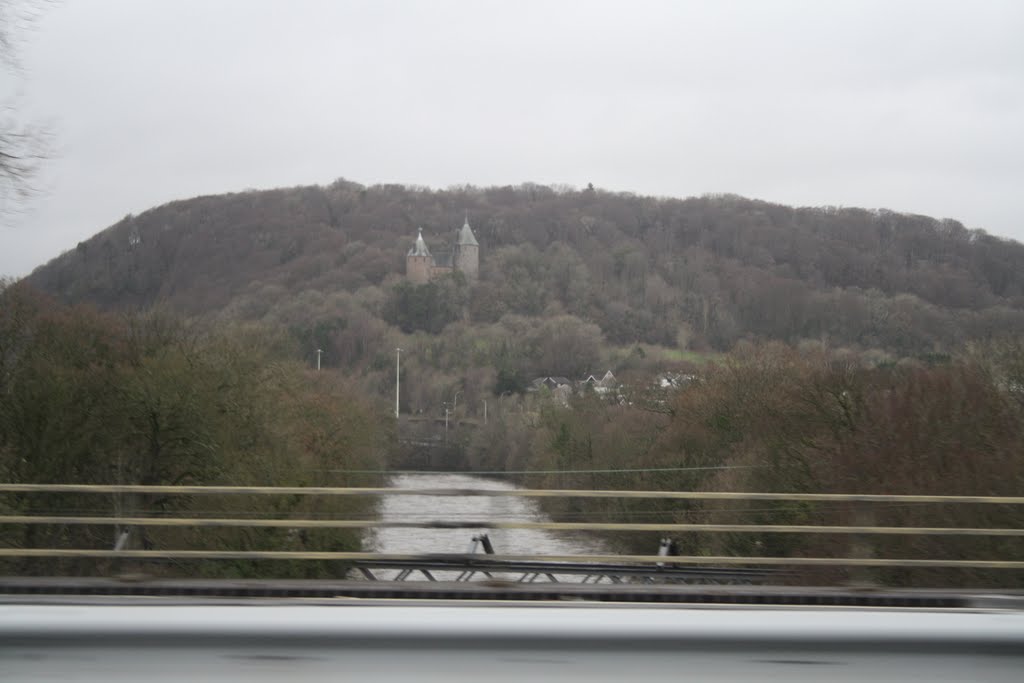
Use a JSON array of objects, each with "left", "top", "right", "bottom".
[{"left": 2, "top": 0, "right": 1022, "bottom": 277}]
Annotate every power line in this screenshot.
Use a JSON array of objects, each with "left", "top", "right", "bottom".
[
  {"left": 324, "top": 466, "right": 762, "bottom": 475},
  {"left": 4, "top": 484, "right": 1021, "bottom": 504}
]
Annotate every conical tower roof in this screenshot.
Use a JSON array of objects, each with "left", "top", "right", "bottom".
[
  {"left": 457, "top": 215, "right": 479, "bottom": 247},
  {"left": 408, "top": 227, "right": 431, "bottom": 256}
]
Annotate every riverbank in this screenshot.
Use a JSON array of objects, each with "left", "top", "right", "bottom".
[{"left": 366, "top": 473, "right": 608, "bottom": 579}]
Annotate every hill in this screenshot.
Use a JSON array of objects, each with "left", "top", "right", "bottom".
[
  {"left": 13, "top": 181, "right": 1024, "bottom": 587},
  {"left": 26, "top": 180, "right": 1024, "bottom": 364}
]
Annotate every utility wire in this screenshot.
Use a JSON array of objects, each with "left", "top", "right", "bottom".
[{"left": 322, "top": 465, "right": 761, "bottom": 475}]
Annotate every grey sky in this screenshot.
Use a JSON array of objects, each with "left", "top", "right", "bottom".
[{"left": 2, "top": 0, "right": 1023, "bottom": 277}]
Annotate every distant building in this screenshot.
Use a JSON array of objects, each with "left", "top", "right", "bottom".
[
  {"left": 529, "top": 372, "right": 620, "bottom": 405},
  {"left": 529, "top": 376, "right": 575, "bottom": 407},
  {"left": 530, "top": 376, "right": 574, "bottom": 392},
  {"left": 406, "top": 217, "right": 479, "bottom": 284},
  {"left": 580, "top": 370, "right": 618, "bottom": 395},
  {"left": 656, "top": 372, "right": 697, "bottom": 389}
]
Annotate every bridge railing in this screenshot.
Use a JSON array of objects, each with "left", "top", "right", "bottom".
[{"left": 1, "top": 483, "right": 1023, "bottom": 573}]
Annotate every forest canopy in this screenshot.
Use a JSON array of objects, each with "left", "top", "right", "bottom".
[
  {"left": 0, "top": 281, "right": 390, "bottom": 577},
  {"left": 24, "top": 181, "right": 1024, "bottom": 362}
]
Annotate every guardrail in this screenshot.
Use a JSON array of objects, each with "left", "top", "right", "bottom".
[
  {"left": 1, "top": 483, "right": 1022, "bottom": 572},
  {"left": 6, "top": 602, "right": 1023, "bottom": 683}
]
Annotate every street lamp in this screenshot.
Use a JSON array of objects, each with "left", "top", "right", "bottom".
[
  {"left": 453, "top": 390, "right": 463, "bottom": 415},
  {"left": 395, "top": 348, "right": 402, "bottom": 419},
  {"left": 443, "top": 402, "right": 450, "bottom": 444},
  {"left": 499, "top": 390, "right": 512, "bottom": 410}
]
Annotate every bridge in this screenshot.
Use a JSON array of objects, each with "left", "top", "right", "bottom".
[{"left": 2, "top": 482, "right": 1023, "bottom": 680}]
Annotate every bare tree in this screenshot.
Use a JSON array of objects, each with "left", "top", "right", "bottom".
[{"left": 0, "top": 0, "right": 52, "bottom": 217}]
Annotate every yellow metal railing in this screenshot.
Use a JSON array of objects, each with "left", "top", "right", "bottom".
[
  {"left": 1, "top": 483, "right": 1022, "bottom": 570},
  {"left": 2, "top": 514, "right": 1023, "bottom": 536}
]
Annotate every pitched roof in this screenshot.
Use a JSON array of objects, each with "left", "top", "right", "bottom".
[
  {"left": 408, "top": 227, "right": 431, "bottom": 257},
  {"left": 457, "top": 217, "right": 479, "bottom": 247},
  {"left": 530, "top": 376, "right": 574, "bottom": 390}
]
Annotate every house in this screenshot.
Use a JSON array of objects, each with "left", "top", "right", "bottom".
[
  {"left": 580, "top": 370, "right": 618, "bottom": 395},
  {"left": 530, "top": 376, "right": 574, "bottom": 392},
  {"left": 657, "top": 372, "right": 697, "bottom": 389}
]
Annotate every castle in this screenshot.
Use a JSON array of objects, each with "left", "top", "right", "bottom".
[{"left": 406, "top": 216, "right": 479, "bottom": 284}]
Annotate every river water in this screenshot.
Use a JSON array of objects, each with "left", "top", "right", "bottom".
[{"left": 367, "top": 473, "right": 607, "bottom": 579}]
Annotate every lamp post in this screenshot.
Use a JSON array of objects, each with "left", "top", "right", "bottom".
[
  {"left": 453, "top": 390, "right": 463, "bottom": 415},
  {"left": 316, "top": 348, "right": 322, "bottom": 371},
  {"left": 395, "top": 348, "right": 402, "bottom": 419},
  {"left": 443, "top": 402, "right": 450, "bottom": 444}
]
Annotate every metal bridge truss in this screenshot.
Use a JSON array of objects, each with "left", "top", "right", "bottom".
[
  {"left": 352, "top": 533, "right": 774, "bottom": 584},
  {"left": 351, "top": 559, "right": 775, "bottom": 585}
]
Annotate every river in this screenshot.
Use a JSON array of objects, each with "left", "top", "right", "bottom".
[{"left": 367, "top": 473, "right": 607, "bottom": 579}]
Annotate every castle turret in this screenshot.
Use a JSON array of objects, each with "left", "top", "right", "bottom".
[
  {"left": 406, "top": 227, "right": 433, "bottom": 285},
  {"left": 453, "top": 215, "right": 479, "bottom": 281}
]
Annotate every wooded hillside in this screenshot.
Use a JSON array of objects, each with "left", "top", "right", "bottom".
[
  {"left": 15, "top": 183, "right": 1024, "bottom": 586},
  {"left": 26, "top": 180, "right": 1024, "bottom": 363}
]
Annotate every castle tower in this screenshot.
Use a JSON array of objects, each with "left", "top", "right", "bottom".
[
  {"left": 453, "top": 214, "right": 479, "bottom": 281},
  {"left": 406, "top": 227, "right": 433, "bottom": 285}
]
